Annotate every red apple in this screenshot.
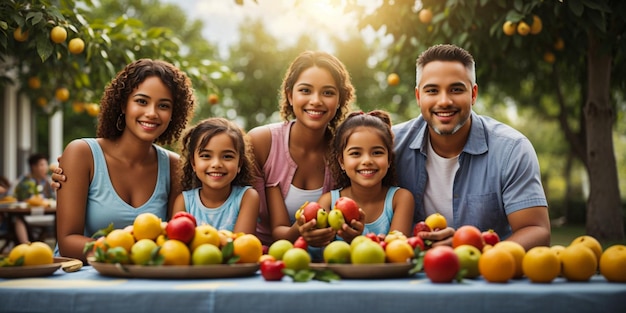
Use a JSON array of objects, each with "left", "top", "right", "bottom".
[
  {"left": 260, "top": 260, "right": 286, "bottom": 281},
  {"left": 482, "top": 229, "right": 500, "bottom": 246},
  {"left": 294, "top": 236, "right": 308, "bottom": 250},
  {"left": 165, "top": 217, "right": 196, "bottom": 244},
  {"left": 365, "top": 232, "right": 380, "bottom": 243},
  {"left": 301, "top": 201, "right": 322, "bottom": 223},
  {"left": 412, "top": 221, "right": 431, "bottom": 236},
  {"left": 334, "top": 197, "right": 359, "bottom": 223},
  {"left": 172, "top": 211, "right": 197, "bottom": 227},
  {"left": 452, "top": 225, "right": 485, "bottom": 251},
  {"left": 407, "top": 236, "right": 425, "bottom": 252},
  {"left": 423, "top": 246, "right": 460, "bottom": 283}
]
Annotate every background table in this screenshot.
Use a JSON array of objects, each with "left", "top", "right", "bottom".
[
  {"left": 0, "top": 266, "right": 625, "bottom": 313},
  {"left": 0, "top": 204, "right": 56, "bottom": 251}
]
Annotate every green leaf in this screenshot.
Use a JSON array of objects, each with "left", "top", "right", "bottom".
[
  {"left": 91, "top": 223, "right": 115, "bottom": 239},
  {"left": 569, "top": 0, "right": 584, "bottom": 16},
  {"left": 313, "top": 269, "right": 341, "bottom": 282}
]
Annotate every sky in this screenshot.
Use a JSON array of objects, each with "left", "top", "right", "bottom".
[{"left": 162, "top": 0, "right": 388, "bottom": 58}]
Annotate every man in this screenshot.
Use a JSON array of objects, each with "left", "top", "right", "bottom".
[
  {"left": 392, "top": 44, "right": 550, "bottom": 250},
  {"left": 13, "top": 153, "right": 56, "bottom": 243}
]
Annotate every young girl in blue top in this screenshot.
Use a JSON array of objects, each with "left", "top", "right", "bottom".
[
  {"left": 314, "top": 110, "right": 414, "bottom": 243},
  {"left": 172, "top": 117, "right": 259, "bottom": 234}
]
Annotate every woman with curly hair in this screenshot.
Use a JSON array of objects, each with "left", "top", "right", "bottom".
[
  {"left": 248, "top": 51, "right": 355, "bottom": 247},
  {"left": 56, "top": 59, "right": 195, "bottom": 262},
  {"left": 172, "top": 117, "right": 259, "bottom": 234}
]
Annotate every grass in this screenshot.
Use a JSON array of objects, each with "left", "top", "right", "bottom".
[{"left": 551, "top": 224, "right": 626, "bottom": 249}]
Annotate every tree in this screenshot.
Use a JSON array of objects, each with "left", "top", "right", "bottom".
[
  {"left": 1, "top": 0, "right": 230, "bottom": 147},
  {"left": 343, "top": 0, "right": 625, "bottom": 240}
]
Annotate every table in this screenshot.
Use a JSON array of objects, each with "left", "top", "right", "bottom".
[
  {"left": 0, "top": 203, "right": 56, "bottom": 251},
  {"left": 0, "top": 266, "right": 624, "bottom": 313}
]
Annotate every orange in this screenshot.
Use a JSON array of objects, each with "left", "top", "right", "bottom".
[
  {"left": 72, "top": 102, "right": 85, "bottom": 113},
  {"left": 133, "top": 213, "right": 163, "bottom": 241},
  {"left": 385, "top": 239, "right": 414, "bottom": 263},
  {"left": 543, "top": 52, "right": 555, "bottom": 64},
  {"left": 85, "top": 103, "right": 100, "bottom": 117},
  {"left": 479, "top": 247, "right": 515, "bottom": 283},
  {"left": 517, "top": 21, "right": 530, "bottom": 36},
  {"left": 233, "top": 234, "right": 263, "bottom": 263},
  {"left": 424, "top": 213, "right": 447, "bottom": 231},
  {"left": 105, "top": 229, "right": 135, "bottom": 253},
  {"left": 560, "top": 244, "right": 597, "bottom": 282},
  {"left": 522, "top": 246, "right": 560, "bottom": 283},
  {"left": 24, "top": 242, "right": 54, "bottom": 266},
  {"left": 68, "top": 38, "right": 85, "bottom": 54},
  {"left": 530, "top": 15, "right": 542, "bottom": 34},
  {"left": 599, "top": 245, "right": 626, "bottom": 282},
  {"left": 494, "top": 241, "right": 526, "bottom": 278},
  {"left": 570, "top": 235, "right": 602, "bottom": 264},
  {"left": 502, "top": 21, "right": 516, "bottom": 36},
  {"left": 418, "top": 9, "right": 433, "bottom": 24},
  {"left": 387, "top": 73, "right": 400, "bottom": 86},
  {"left": 36, "top": 97, "right": 48, "bottom": 108},
  {"left": 92, "top": 236, "right": 107, "bottom": 253},
  {"left": 208, "top": 94, "right": 219, "bottom": 105},
  {"left": 50, "top": 26, "right": 67, "bottom": 43},
  {"left": 28, "top": 77, "right": 41, "bottom": 89},
  {"left": 55, "top": 87, "right": 70, "bottom": 102},
  {"left": 554, "top": 38, "right": 565, "bottom": 51},
  {"left": 159, "top": 239, "right": 191, "bottom": 265},
  {"left": 13, "top": 27, "right": 29, "bottom": 42},
  {"left": 8, "top": 243, "right": 30, "bottom": 264}
]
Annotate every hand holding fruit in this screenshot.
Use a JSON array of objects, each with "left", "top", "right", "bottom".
[
  {"left": 336, "top": 208, "right": 366, "bottom": 244},
  {"left": 415, "top": 213, "right": 455, "bottom": 248}
]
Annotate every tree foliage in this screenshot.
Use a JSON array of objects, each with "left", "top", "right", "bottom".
[
  {"left": 343, "top": 0, "right": 625, "bottom": 240},
  {"left": 0, "top": 0, "right": 230, "bottom": 146}
]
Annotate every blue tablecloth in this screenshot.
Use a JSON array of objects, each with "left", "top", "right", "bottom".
[{"left": 0, "top": 266, "right": 625, "bottom": 313}]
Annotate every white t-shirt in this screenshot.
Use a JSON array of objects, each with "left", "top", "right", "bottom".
[
  {"left": 283, "top": 184, "right": 323, "bottom": 224},
  {"left": 424, "top": 136, "right": 459, "bottom": 224}
]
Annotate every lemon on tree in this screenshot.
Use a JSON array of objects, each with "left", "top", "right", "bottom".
[
  {"left": 516, "top": 21, "right": 530, "bottom": 36},
  {"left": 387, "top": 73, "right": 400, "bottom": 86},
  {"left": 68, "top": 38, "right": 85, "bottom": 54},
  {"left": 502, "top": 21, "right": 517, "bottom": 36},
  {"left": 55, "top": 87, "right": 70, "bottom": 102},
  {"left": 50, "top": 26, "right": 67, "bottom": 44},
  {"left": 28, "top": 77, "right": 41, "bottom": 89},
  {"left": 13, "top": 27, "right": 29, "bottom": 42},
  {"left": 530, "top": 15, "right": 542, "bottom": 34}
]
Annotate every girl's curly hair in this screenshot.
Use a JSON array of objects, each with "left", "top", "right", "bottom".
[
  {"left": 179, "top": 117, "right": 257, "bottom": 191},
  {"left": 330, "top": 110, "right": 397, "bottom": 189},
  {"left": 96, "top": 59, "right": 195, "bottom": 145},
  {"left": 278, "top": 50, "right": 355, "bottom": 143}
]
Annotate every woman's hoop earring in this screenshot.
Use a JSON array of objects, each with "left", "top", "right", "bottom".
[{"left": 116, "top": 114, "right": 125, "bottom": 131}]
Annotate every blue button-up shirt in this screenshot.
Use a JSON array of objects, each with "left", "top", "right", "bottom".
[{"left": 392, "top": 111, "right": 548, "bottom": 239}]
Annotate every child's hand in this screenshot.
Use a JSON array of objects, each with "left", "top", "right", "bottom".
[
  {"left": 297, "top": 215, "right": 336, "bottom": 247},
  {"left": 337, "top": 208, "right": 365, "bottom": 243}
]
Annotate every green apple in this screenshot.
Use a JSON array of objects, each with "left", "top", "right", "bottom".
[
  {"left": 268, "top": 239, "right": 294, "bottom": 260},
  {"left": 130, "top": 239, "right": 158, "bottom": 265},
  {"left": 351, "top": 240, "right": 385, "bottom": 264},
  {"left": 328, "top": 209, "right": 345, "bottom": 230},
  {"left": 323, "top": 241, "right": 351, "bottom": 264},
  {"left": 316, "top": 208, "right": 329, "bottom": 228},
  {"left": 350, "top": 235, "right": 372, "bottom": 251},
  {"left": 192, "top": 243, "right": 223, "bottom": 265},
  {"left": 282, "top": 248, "right": 311, "bottom": 271},
  {"left": 454, "top": 244, "right": 482, "bottom": 278}
]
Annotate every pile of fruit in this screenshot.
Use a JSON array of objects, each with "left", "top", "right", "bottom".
[
  {"left": 414, "top": 213, "right": 626, "bottom": 284},
  {"left": 86, "top": 212, "right": 262, "bottom": 266},
  {"left": 0, "top": 241, "right": 54, "bottom": 267}
]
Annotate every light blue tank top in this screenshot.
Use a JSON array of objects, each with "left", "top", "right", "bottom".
[
  {"left": 83, "top": 138, "right": 170, "bottom": 236},
  {"left": 331, "top": 186, "right": 399, "bottom": 236},
  {"left": 183, "top": 185, "right": 250, "bottom": 231}
]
